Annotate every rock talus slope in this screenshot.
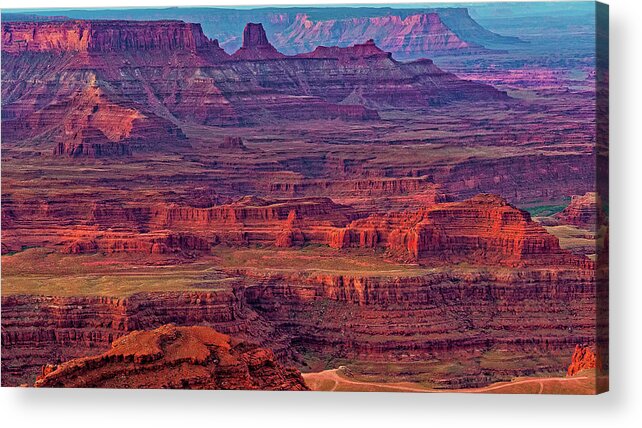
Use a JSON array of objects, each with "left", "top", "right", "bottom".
[{"left": 1, "top": 13, "right": 603, "bottom": 392}]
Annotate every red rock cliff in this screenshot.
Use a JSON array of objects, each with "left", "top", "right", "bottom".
[
  {"left": 329, "top": 194, "right": 588, "bottom": 267},
  {"left": 244, "top": 270, "right": 597, "bottom": 388},
  {"left": 298, "top": 38, "right": 392, "bottom": 61},
  {"left": 2, "top": 19, "right": 505, "bottom": 137},
  {"left": 2, "top": 270, "right": 596, "bottom": 388},
  {"left": 232, "top": 23, "right": 285, "bottom": 60},
  {"left": 2, "top": 20, "right": 225, "bottom": 54},
  {"left": 3, "top": 193, "right": 593, "bottom": 269},
  {"left": 567, "top": 345, "right": 602, "bottom": 377},
  {"left": 1, "top": 289, "right": 293, "bottom": 386},
  {"left": 278, "top": 13, "right": 473, "bottom": 58}
]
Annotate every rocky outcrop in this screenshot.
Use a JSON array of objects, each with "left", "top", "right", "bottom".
[
  {"left": 3, "top": 192, "right": 593, "bottom": 269},
  {"left": 3, "top": 74, "right": 187, "bottom": 157},
  {"left": 151, "top": 196, "right": 352, "bottom": 228},
  {"left": 35, "top": 324, "right": 308, "bottom": 390},
  {"left": 567, "top": 345, "right": 601, "bottom": 377},
  {"left": 64, "top": 232, "right": 212, "bottom": 255},
  {"left": 420, "top": 153, "right": 597, "bottom": 204},
  {"left": 1, "top": 20, "right": 227, "bottom": 56},
  {"left": 275, "top": 13, "right": 476, "bottom": 59},
  {"left": 1, "top": 289, "right": 292, "bottom": 386},
  {"left": 7, "top": 7, "right": 522, "bottom": 57},
  {"left": 557, "top": 192, "right": 605, "bottom": 229},
  {"left": 297, "top": 38, "right": 392, "bottom": 61},
  {"left": 268, "top": 176, "right": 446, "bottom": 213},
  {"left": 289, "top": 45, "right": 506, "bottom": 108},
  {"left": 232, "top": 23, "right": 285, "bottom": 60},
  {"left": 242, "top": 266, "right": 595, "bottom": 307},
  {"left": 243, "top": 271, "right": 597, "bottom": 388},
  {"left": 0, "top": 13, "right": 602, "bottom": 393},
  {"left": 2, "top": 266, "right": 597, "bottom": 388},
  {"left": 51, "top": 82, "right": 186, "bottom": 157},
  {"left": 0, "top": 194, "right": 348, "bottom": 253}
]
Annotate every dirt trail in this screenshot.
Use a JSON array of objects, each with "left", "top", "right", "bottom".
[{"left": 303, "top": 368, "right": 589, "bottom": 394}]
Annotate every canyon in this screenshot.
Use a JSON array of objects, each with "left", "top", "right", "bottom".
[
  {"left": 1, "top": 190, "right": 594, "bottom": 270},
  {"left": 2, "top": 20, "right": 504, "bottom": 148},
  {"left": 2, "top": 256, "right": 597, "bottom": 388},
  {"left": 270, "top": 12, "right": 479, "bottom": 58},
  {"left": 1, "top": 7, "right": 606, "bottom": 394}
]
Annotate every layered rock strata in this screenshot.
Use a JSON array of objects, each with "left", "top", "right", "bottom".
[
  {"left": 273, "top": 13, "right": 476, "bottom": 58},
  {"left": 327, "top": 194, "right": 587, "bottom": 267},
  {"left": 2, "top": 193, "right": 593, "bottom": 270},
  {"left": 232, "top": 22, "right": 285, "bottom": 60},
  {"left": 243, "top": 270, "right": 597, "bottom": 388},
  {"left": 556, "top": 192, "right": 605, "bottom": 229},
  {"left": 2, "top": 20, "right": 227, "bottom": 54},
  {"left": 34, "top": 324, "right": 308, "bottom": 390},
  {"left": 1, "top": 287, "right": 294, "bottom": 386},
  {"left": 2, "top": 262, "right": 596, "bottom": 388},
  {"left": 2, "top": 20, "right": 506, "bottom": 155},
  {"left": 14, "top": 7, "right": 522, "bottom": 56}
]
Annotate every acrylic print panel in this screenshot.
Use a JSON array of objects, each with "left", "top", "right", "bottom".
[{"left": 0, "top": 1, "right": 608, "bottom": 394}]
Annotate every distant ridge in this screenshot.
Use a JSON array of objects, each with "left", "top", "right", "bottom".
[
  {"left": 1, "top": 20, "right": 227, "bottom": 55},
  {"left": 1, "top": 6, "right": 524, "bottom": 59}
]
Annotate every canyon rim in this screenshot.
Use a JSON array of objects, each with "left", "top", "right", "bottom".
[{"left": 0, "top": 1, "right": 609, "bottom": 394}]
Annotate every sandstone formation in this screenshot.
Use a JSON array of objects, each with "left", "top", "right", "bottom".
[
  {"left": 261, "top": 150, "right": 595, "bottom": 209},
  {"left": 1, "top": 195, "right": 598, "bottom": 387},
  {"left": 556, "top": 192, "right": 605, "bottom": 229},
  {"left": 2, "top": 65, "right": 187, "bottom": 156},
  {"left": 289, "top": 41, "right": 506, "bottom": 108},
  {"left": 266, "top": 7, "right": 524, "bottom": 56},
  {"left": 1, "top": 192, "right": 593, "bottom": 269},
  {"left": 232, "top": 22, "right": 285, "bottom": 60},
  {"left": 34, "top": 324, "right": 308, "bottom": 390},
  {"left": 327, "top": 194, "right": 585, "bottom": 267},
  {"left": 48, "top": 81, "right": 186, "bottom": 157},
  {"left": 2, "top": 264, "right": 597, "bottom": 388},
  {"left": 1, "top": 11, "right": 604, "bottom": 393},
  {"left": 567, "top": 345, "right": 601, "bottom": 377},
  {"left": 1, "top": 20, "right": 227, "bottom": 55},
  {"left": 273, "top": 13, "right": 477, "bottom": 58},
  {"left": 245, "top": 274, "right": 597, "bottom": 388},
  {"left": 1, "top": 288, "right": 293, "bottom": 386}
]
